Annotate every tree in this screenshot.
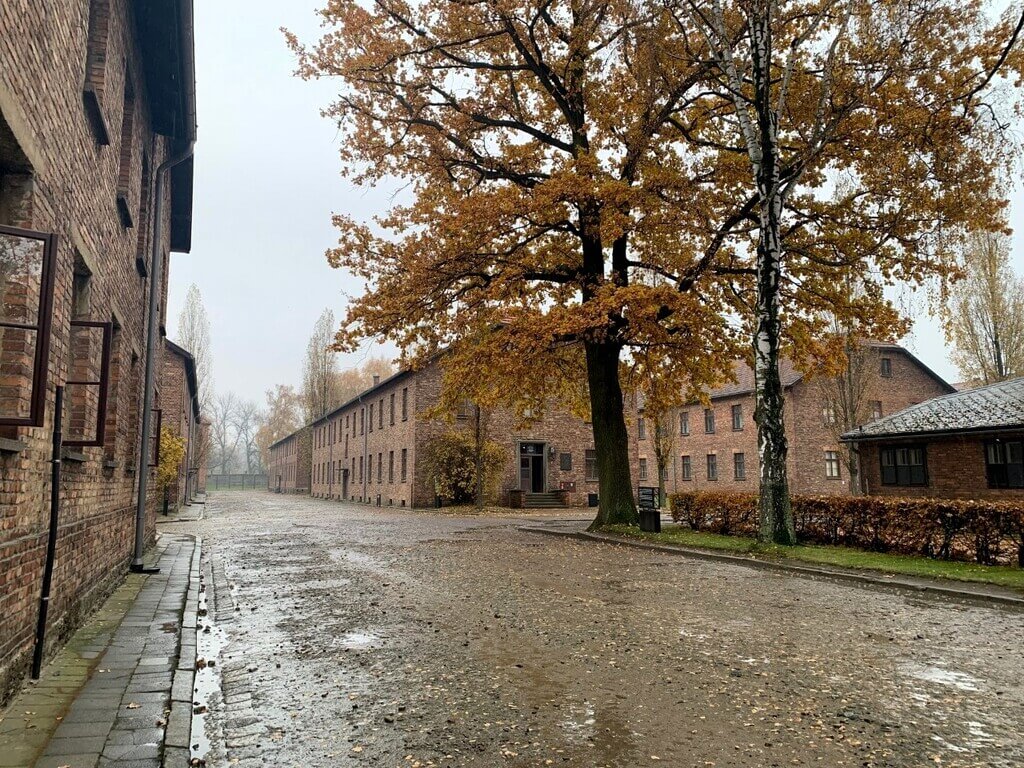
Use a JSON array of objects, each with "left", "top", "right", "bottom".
[
  {"left": 255, "top": 384, "right": 304, "bottom": 470},
  {"left": 155, "top": 427, "right": 187, "bottom": 512},
  {"left": 209, "top": 392, "right": 239, "bottom": 474},
  {"left": 948, "top": 232, "right": 1024, "bottom": 386},
  {"left": 175, "top": 284, "right": 213, "bottom": 412},
  {"left": 335, "top": 357, "right": 396, "bottom": 404},
  {"left": 666, "top": 0, "right": 1024, "bottom": 543},
  {"left": 302, "top": 309, "right": 341, "bottom": 423},
  {"left": 231, "top": 399, "right": 265, "bottom": 475},
  {"left": 422, "top": 431, "right": 507, "bottom": 505},
  {"left": 287, "top": 0, "right": 740, "bottom": 528}
]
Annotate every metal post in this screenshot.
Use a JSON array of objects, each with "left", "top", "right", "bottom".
[
  {"left": 132, "top": 140, "right": 194, "bottom": 573},
  {"left": 32, "top": 386, "right": 64, "bottom": 679}
]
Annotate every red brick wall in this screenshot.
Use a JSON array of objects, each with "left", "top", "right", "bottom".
[
  {"left": 306, "top": 361, "right": 639, "bottom": 509},
  {"left": 159, "top": 343, "right": 198, "bottom": 509},
  {"left": 639, "top": 347, "right": 951, "bottom": 498},
  {"left": 0, "top": 0, "right": 181, "bottom": 704},
  {"left": 859, "top": 434, "right": 1024, "bottom": 500},
  {"left": 267, "top": 426, "right": 311, "bottom": 494}
]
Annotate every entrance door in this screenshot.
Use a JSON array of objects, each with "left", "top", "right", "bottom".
[{"left": 519, "top": 443, "right": 545, "bottom": 492}]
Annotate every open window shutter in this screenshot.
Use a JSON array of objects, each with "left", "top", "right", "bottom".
[{"left": 64, "top": 320, "right": 113, "bottom": 446}]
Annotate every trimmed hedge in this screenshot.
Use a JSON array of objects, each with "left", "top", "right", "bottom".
[{"left": 669, "top": 491, "right": 1024, "bottom": 566}]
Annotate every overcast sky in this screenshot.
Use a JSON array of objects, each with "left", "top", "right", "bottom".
[{"left": 166, "top": 0, "right": 1024, "bottom": 406}]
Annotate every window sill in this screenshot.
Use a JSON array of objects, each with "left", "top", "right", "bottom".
[
  {"left": 0, "top": 437, "right": 28, "bottom": 454},
  {"left": 104, "top": 459, "right": 118, "bottom": 470},
  {"left": 82, "top": 86, "right": 110, "bottom": 146},
  {"left": 61, "top": 448, "right": 87, "bottom": 463},
  {"left": 116, "top": 193, "right": 134, "bottom": 229}
]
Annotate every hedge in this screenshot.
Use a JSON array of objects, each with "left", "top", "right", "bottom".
[{"left": 669, "top": 491, "right": 1024, "bottom": 566}]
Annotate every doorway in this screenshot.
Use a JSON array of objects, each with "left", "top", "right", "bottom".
[{"left": 519, "top": 442, "right": 545, "bottom": 492}]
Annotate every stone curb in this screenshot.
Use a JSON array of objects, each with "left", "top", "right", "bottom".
[
  {"left": 520, "top": 525, "right": 1024, "bottom": 610},
  {"left": 163, "top": 536, "right": 201, "bottom": 768}
]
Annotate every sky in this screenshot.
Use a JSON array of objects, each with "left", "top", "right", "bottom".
[{"left": 166, "top": 0, "right": 1024, "bottom": 406}]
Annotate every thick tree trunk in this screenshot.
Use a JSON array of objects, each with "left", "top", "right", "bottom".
[{"left": 585, "top": 339, "right": 637, "bottom": 529}]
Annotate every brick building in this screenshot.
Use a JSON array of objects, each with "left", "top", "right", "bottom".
[
  {"left": 267, "top": 426, "right": 312, "bottom": 494},
  {"left": 636, "top": 344, "right": 953, "bottom": 497},
  {"left": 160, "top": 339, "right": 201, "bottom": 510},
  {"left": 0, "top": 0, "right": 195, "bottom": 703},
  {"left": 304, "top": 362, "right": 638, "bottom": 508},
  {"left": 843, "top": 377, "right": 1024, "bottom": 499}
]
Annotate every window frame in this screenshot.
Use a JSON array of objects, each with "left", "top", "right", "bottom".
[
  {"left": 824, "top": 450, "right": 841, "bottom": 479},
  {"left": 680, "top": 454, "right": 692, "bottom": 481},
  {"left": 706, "top": 453, "right": 718, "bottom": 481},
  {"left": 147, "top": 407, "right": 162, "bottom": 467},
  {"left": 731, "top": 404, "right": 743, "bottom": 431},
  {"left": 679, "top": 410, "right": 689, "bottom": 436},
  {"left": 637, "top": 415, "right": 646, "bottom": 440},
  {"left": 879, "top": 444, "right": 927, "bottom": 487},
  {"left": 985, "top": 440, "right": 1024, "bottom": 489},
  {"left": 584, "top": 449, "right": 598, "bottom": 481},
  {"left": 733, "top": 452, "right": 745, "bottom": 480},
  {"left": 63, "top": 319, "right": 113, "bottom": 447},
  {"left": 704, "top": 408, "right": 715, "bottom": 434},
  {"left": 880, "top": 357, "right": 893, "bottom": 378},
  {"left": 0, "top": 225, "right": 58, "bottom": 428}
]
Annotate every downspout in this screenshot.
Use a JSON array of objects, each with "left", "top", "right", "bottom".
[
  {"left": 359, "top": 394, "right": 367, "bottom": 502},
  {"left": 131, "top": 0, "right": 197, "bottom": 571}
]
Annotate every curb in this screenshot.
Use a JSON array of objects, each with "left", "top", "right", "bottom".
[
  {"left": 521, "top": 525, "right": 1024, "bottom": 610},
  {"left": 163, "top": 535, "right": 202, "bottom": 767}
]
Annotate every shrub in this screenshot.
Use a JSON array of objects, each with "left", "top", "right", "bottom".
[
  {"left": 669, "top": 491, "right": 1024, "bottom": 566},
  {"left": 422, "top": 431, "right": 507, "bottom": 505}
]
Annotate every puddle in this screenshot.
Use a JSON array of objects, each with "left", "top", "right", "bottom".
[
  {"left": 331, "top": 630, "right": 382, "bottom": 650},
  {"left": 191, "top": 568, "right": 228, "bottom": 765},
  {"left": 901, "top": 663, "right": 981, "bottom": 691}
]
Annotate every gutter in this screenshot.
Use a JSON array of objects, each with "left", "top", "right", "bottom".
[{"left": 131, "top": 0, "right": 197, "bottom": 571}]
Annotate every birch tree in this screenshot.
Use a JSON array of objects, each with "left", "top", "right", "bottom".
[
  {"left": 669, "top": 0, "right": 1024, "bottom": 543},
  {"left": 948, "top": 232, "right": 1024, "bottom": 386}
]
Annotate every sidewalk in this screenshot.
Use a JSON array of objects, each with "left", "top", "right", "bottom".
[{"left": 0, "top": 534, "right": 200, "bottom": 768}]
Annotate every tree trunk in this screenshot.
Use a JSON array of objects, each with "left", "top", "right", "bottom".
[
  {"left": 585, "top": 339, "right": 638, "bottom": 529},
  {"left": 751, "top": 5, "right": 795, "bottom": 546},
  {"left": 474, "top": 405, "right": 485, "bottom": 512}
]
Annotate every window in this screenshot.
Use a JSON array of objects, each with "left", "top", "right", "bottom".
[
  {"left": 638, "top": 458, "right": 648, "bottom": 480},
  {"left": 704, "top": 408, "right": 715, "bottom": 434},
  {"left": 377, "top": 452, "right": 382, "bottom": 483},
  {"left": 871, "top": 401, "right": 883, "bottom": 420},
  {"left": 659, "top": 465, "right": 668, "bottom": 482},
  {"left": 681, "top": 455, "right": 692, "bottom": 481},
  {"left": 379, "top": 398, "right": 384, "bottom": 429},
  {"left": 360, "top": 407, "right": 365, "bottom": 435},
  {"left": 638, "top": 416, "right": 646, "bottom": 440},
  {"left": 400, "top": 448, "right": 408, "bottom": 481},
  {"left": 368, "top": 453, "right": 373, "bottom": 482},
  {"left": 390, "top": 393, "right": 395, "bottom": 425},
  {"left": 359, "top": 455, "right": 364, "bottom": 482},
  {"left": 985, "top": 441, "right": 1024, "bottom": 489},
  {"left": 456, "top": 399, "right": 472, "bottom": 419},
  {"left": 881, "top": 357, "right": 893, "bottom": 377},
  {"left": 402, "top": 388, "right": 408, "bottom": 420},
  {"left": 679, "top": 411, "right": 689, "bottom": 436},
  {"left": 731, "top": 404, "right": 743, "bottom": 431},
  {"left": 825, "top": 450, "right": 841, "bottom": 479},
  {"left": 389, "top": 450, "right": 395, "bottom": 482},
  {"left": 879, "top": 446, "right": 927, "bottom": 486},
  {"left": 115, "top": 74, "right": 135, "bottom": 228},
  {"left": 822, "top": 402, "right": 838, "bottom": 425},
  {"left": 585, "top": 449, "right": 598, "bottom": 481},
  {"left": 559, "top": 452, "right": 572, "bottom": 472},
  {"left": 706, "top": 454, "right": 718, "bottom": 481},
  {"left": 64, "top": 319, "right": 112, "bottom": 446},
  {"left": 733, "top": 452, "right": 745, "bottom": 480},
  {"left": 368, "top": 403, "right": 374, "bottom": 432},
  {"left": 0, "top": 226, "right": 58, "bottom": 427},
  {"left": 82, "top": 0, "right": 112, "bottom": 145}
]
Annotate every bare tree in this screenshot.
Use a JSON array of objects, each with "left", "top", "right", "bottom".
[
  {"left": 175, "top": 284, "right": 213, "bottom": 412},
  {"left": 817, "top": 339, "right": 878, "bottom": 494},
  {"left": 949, "top": 233, "right": 1024, "bottom": 386},
  {"left": 302, "top": 309, "right": 341, "bottom": 422},
  {"left": 231, "top": 399, "right": 265, "bottom": 475},
  {"left": 209, "top": 392, "right": 239, "bottom": 474}
]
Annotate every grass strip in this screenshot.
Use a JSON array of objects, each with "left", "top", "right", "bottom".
[{"left": 600, "top": 524, "right": 1024, "bottom": 592}]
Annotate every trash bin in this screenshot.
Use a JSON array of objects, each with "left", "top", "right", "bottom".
[{"left": 639, "top": 507, "right": 661, "bottom": 533}]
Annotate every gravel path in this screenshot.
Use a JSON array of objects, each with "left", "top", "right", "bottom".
[{"left": 165, "top": 491, "right": 1024, "bottom": 768}]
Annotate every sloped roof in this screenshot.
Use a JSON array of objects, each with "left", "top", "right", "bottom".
[{"left": 842, "top": 377, "right": 1024, "bottom": 442}]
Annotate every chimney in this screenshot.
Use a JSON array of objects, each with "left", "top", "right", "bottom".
[{"left": 372, "top": 375, "right": 380, "bottom": 386}]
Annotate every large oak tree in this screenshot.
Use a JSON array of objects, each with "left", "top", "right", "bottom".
[{"left": 287, "top": 0, "right": 741, "bottom": 526}]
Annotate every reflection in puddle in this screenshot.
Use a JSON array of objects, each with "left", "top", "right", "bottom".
[
  {"left": 192, "top": 569, "right": 228, "bottom": 764},
  {"left": 331, "top": 630, "right": 382, "bottom": 650},
  {"left": 902, "top": 663, "right": 981, "bottom": 692}
]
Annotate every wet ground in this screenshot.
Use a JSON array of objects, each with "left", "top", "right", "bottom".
[{"left": 166, "top": 491, "right": 1024, "bottom": 768}]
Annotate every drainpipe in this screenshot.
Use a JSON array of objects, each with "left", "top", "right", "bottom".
[{"left": 131, "top": 0, "right": 197, "bottom": 571}]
